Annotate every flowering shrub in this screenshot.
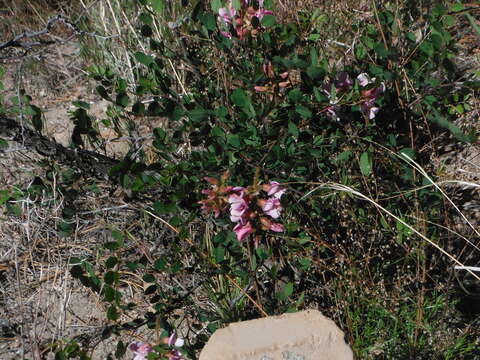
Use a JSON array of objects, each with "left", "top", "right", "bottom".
[
  {"left": 130, "top": 333, "right": 185, "bottom": 360},
  {"left": 218, "top": 0, "right": 273, "bottom": 39},
  {"left": 14, "top": 1, "right": 476, "bottom": 359},
  {"left": 130, "top": 342, "right": 153, "bottom": 360},
  {"left": 199, "top": 173, "right": 286, "bottom": 245},
  {"left": 322, "top": 72, "right": 385, "bottom": 121}
]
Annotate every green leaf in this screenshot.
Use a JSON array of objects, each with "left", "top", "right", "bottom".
[
  {"left": 70, "top": 265, "right": 83, "bottom": 279},
  {"left": 150, "top": 0, "right": 164, "bottom": 13},
  {"left": 443, "top": 14, "right": 455, "bottom": 27},
  {"left": 373, "top": 42, "right": 389, "bottom": 59},
  {"left": 451, "top": 3, "right": 464, "bottom": 12},
  {"left": 419, "top": 41, "right": 434, "bottom": 57},
  {"left": 288, "top": 121, "right": 299, "bottom": 137},
  {"left": 134, "top": 52, "right": 154, "bottom": 66},
  {"left": 154, "top": 258, "right": 166, "bottom": 271},
  {"left": 295, "top": 105, "right": 312, "bottom": 119},
  {"left": 96, "top": 86, "right": 111, "bottom": 101},
  {"left": 116, "top": 79, "right": 126, "bottom": 93},
  {"left": 107, "top": 305, "right": 119, "bottom": 321},
  {"left": 139, "top": 12, "right": 153, "bottom": 24},
  {"left": 406, "top": 32, "right": 416, "bottom": 42},
  {"left": 104, "top": 271, "right": 116, "bottom": 285},
  {"left": 355, "top": 43, "right": 367, "bottom": 59},
  {"left": 200, "top": 13, "right": 216, "bottom": 31},
  {"left": 298, "top": 258, "right": 311, "bottom": 270},
  {"left": 287, "top": 89, "right": 303, "bottom": 102},
  {"left": 310, "top": 48, "right": 318, "bottom": 65},
  {"left": 115, "top": 340, "right": 127, "bottom": 358},
  {"left": 30, "top": 105, "right": 43, "bottom": 132},
  {"left": 189, "top": 108, "right": 209, "bottom": 123},
  {"left": 261, "top": 14, "right": 276, "bottom": 27},
  {"left": 106, "top": 256, "right": 118, "bottom": 269},
  {"left": 362, "top": 35, "right": 375, "bottom": 49},
  {"left": 55, "top": 350, "right": 67, "bottom": 360},
  {"left": 211, "top": 126, "right": 225, "bottom": 138},
  {"left": 154, "top": 128, "right": 167, "bottom": 143},
  {"left": 132, "top": 102, "right": 145, "bottom": 115},
  {"left": 430, "top": 33, "right": 443, "bottom": 49},
  {"left": 143, "top": 273, "right": 155, "bottom": 283},
  {"left": 111, "top": 229, "right": 124, "bottom": 241},
  {"left": 232, "top": 0, "right": 241, "bottom": 10},
  {"left": 214, "top": 246, "right": 225, "bottom": 263},
  {"left": 72, "top": 100, "right": 91, "bottom": 109},
  {"left": 306, "top": 66, "right": 324, "bottom": 80},
  {"left": 116, "top": 92, "right": 129, "bottom": 107},
  {"left": 336, "top": 150, "right": 352, "bottom": 162},
  {"left": 359, "top": 151, "right": 373, "bottom": 176},
  {"left": 211, "top": 0, "right": 222, "bottom": 13},
  {"left": 466, "top": 12, "right": 480, "bottom": 37},
  {"left": 231, "top": 88, "right": 249, "bottom": 107},
  {"left": 284, "top": 282, "right": 294, "bottom": 297},
  {"left": 104, "top": 286, "right": 115, "bottom": 302},
  {"left": 68, "top": 257, "right": 82, "bottom": 265},
  {"left": 400, "top": 148, "right": 415, "bottom": 160},
  {"left": 216, "top": 106, "right": 228, "bottom": 117},
  {"left": 141, "top": 24, "right": 153, "bottom": 37},
  {"left": 104, "top": 242, "right": 121, "bottom": 250},
  {"left": 153, "top": 201, "right": 178, "bottom": 214},
  {"left": 227, "top": 134, "right": 241, "bottom": 148}
]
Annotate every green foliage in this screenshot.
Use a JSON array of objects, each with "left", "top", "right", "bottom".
[
  {"left": 0, "top": 66, "right": 5, "bottom": 114},
  {"left": 1, "top": 0, "right": 479, "bottom": 358},
  {"left": 348, "top": 292, "right": 478, "bottom": 359},
  {"left": 53, "top": 339, "right": 91, "bottom": 360}
]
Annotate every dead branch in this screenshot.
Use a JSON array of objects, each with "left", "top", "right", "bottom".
[
  {"left": 0, "top": 114, "right": 119, "bottom": 179},
  {"left": 0, "top": 14, "right": 117, "bottom": 57}
]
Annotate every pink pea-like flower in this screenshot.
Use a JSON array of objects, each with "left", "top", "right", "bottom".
[
  {"left": 228, "top": 192, "right": 249, "bottom": 223},
  {"left": 218, "top": 5, "right": 236, "bottom": 24},
  {"left": 233, "top": 221, "right": 254, "bottom": 241},
  {"left": 262, "top": 197, "right": 282, "bottom": 219},
  {"left": 263, "top": 181, "right": 286, "bottom": 199},
  {"left": 254, "top": 85, "right": 268, "bottom": 93},
  {"left": 357, "top": 73, "right": 371, "bottom": 87},
  {"left": 359, "top": 82, "right": 385, "bottom": 120},
  {"left": 130, "top": 342, "right": 153, "bottom": 360},
  {"left": 269, "top": 222, "right": 284, "bottom": 232},
  {"left": 260, "top": 217, "right": 285, "bottom": 233},
  {"left": 167, "top": 349, "right": 184, "bottom": 360},
  {"left": 160, "top": 332, "right": 185, "bottom": 360},
  {"left": 336, "top": 71, "right": 353, "bottom": 91},
  {"left": 167, "top": 332, "right": 185, "bottom": 347}
]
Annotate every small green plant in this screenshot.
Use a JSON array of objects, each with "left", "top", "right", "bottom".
[{"left": 1, "top": 0, "right": 480, "bottom": 359}]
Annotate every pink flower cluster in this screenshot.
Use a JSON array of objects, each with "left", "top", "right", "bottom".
[
  {"left": 130, "top": 342, "right": 153, "bottom": 360},
  {"left": 218, "top": 0, "right": 273, "bottom": 40},
  {"left": 200, "top": 176, "right": 286, "bottom": 244},
  {"left": 198, "top": 173, "right": 234, "bottom": 218},
  {"left": 357, "top": 73, "right": 385, "bottom": 120},
  {"left": 323, "top": 72, "right": 385, "bottom": 121},
  {"left": 130, "top": 333, "right": 184, "bottom": 360}
]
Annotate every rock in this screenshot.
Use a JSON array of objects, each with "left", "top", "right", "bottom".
[{"left": 199, "top": 309, "right": 353, "bottom": 360}]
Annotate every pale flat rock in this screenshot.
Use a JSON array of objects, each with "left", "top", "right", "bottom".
[{"left": 199, "top": 309, "right": 353, "bottom": 360}]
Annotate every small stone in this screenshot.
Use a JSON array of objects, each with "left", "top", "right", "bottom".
[{"left": 199, "top": 309, "right": 353, "bottom": 360}]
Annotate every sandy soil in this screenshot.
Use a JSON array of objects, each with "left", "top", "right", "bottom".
[{"left": 0, "top": 39, "right": 159, "bottom": 359}]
